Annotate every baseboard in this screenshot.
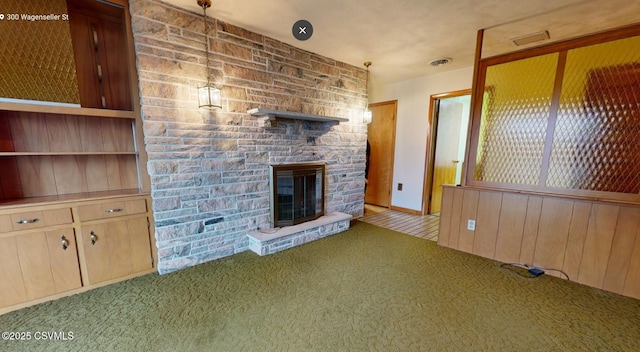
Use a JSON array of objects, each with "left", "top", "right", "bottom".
[{"left": 390, "top": 205, "right": 421, "bottom": 215}]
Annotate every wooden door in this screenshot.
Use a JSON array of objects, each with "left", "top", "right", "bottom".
[
  {"left": 0, "top": 229, "right": 81, "bottom": 308},
  {"left": 81, "top": 217, "right": 152, "bottom": 285},
  {"left": 365, "top": 101, "right": 397, "bottom": 207},
  {"left": 430, "top": 100, "right": 464, "bottom": 213}
]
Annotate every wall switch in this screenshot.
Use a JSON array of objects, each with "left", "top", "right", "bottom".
[
  {"left": 467, "top": 219, "right": 476, "bottom": 231},
  {"left": 397, "top": 183, "right": 403, "bottom": 191}
]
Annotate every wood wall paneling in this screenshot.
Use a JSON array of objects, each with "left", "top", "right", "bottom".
[
  {"left": 78, "top": 115, "right": 105, "bottom": 152},
  {"left": 562, "top": 201, "right": 592, "bottom": 281},
  {"left": 494, "top": 193, "right": 528, "bottom": 263},
  {"left": 457, "top": 190, "right": 479, "bottom": 253},
  {"left": 85, "top": 156, "right": 110, "bottom": 192},
  {"left": 603, "top": 207, "right": 640, "bottom": 294},
  {"left": 578, "top": 204, "right": 620, "bottom": 288},
  {"left": 472, "top": 191, "right": 503, "bottom": 258},
  {"left": 438, "top": 187, "right": 640, "bottom": 299},
  {"left": 437, "top": 186, "right": 454, "bottom": 247},
  {"left": 448, "top": 187, "right": 466, "bottom": 249},
  {"left": 0, "top": 114, "right": 21, "bottom": 200},
  {"left": 52, "top": 156, "right": 89, "bottom": 194},
  {"left": 533, "top": 198, "right": 574, "bottom": 277},
  {"left": 519, "top": 196, "right": 543, "bottom": 265},
  {"left": 623, "top": 226, "right": 640, "bottom": 299},
  {"left": 10, "top": 113, "right": 51, "bottom": 152},
  {"left": 16, "top": 156, "right": 58, "bottom": 197},
  {"left": 46, "top": 115, "right": 82, "bottom": 152}
]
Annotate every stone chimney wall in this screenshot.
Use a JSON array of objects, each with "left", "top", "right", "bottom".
[{"left": 129, "top": 0, "right": 368, "bottom": 273}]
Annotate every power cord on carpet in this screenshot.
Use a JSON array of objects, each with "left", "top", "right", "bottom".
[{"left": 499, "top": 262, "right": 571, "bottom": 281}]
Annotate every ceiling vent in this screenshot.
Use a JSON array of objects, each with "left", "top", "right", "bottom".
[
  {"left": 510, "top": 30, "right": 550, "bottom": 46},
  {"left": 429, "top": 57, "right": 452, "bottom": 67}
]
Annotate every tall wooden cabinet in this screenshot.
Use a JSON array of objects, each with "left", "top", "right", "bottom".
[{"left": 0, "top": 0, "right": 155, "bottom": 315}]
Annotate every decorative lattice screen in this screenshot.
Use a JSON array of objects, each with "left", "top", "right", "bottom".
[
  {"left": 472, "top": 30, "right": 640, "bottom": 198},
  {"left": 547, "top": 36, "right": 640, "bottom": 193},
  {"left": 474, "top": 53, "right": 558, "bottom": 185},
  {"left": 0, "top": 0, "right": 80, "bottom": 104}
]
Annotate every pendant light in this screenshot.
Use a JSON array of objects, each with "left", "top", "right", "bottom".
[
  {"left": 197, "top": 0, "right": 222, "bottom": 109},
  {"left": 362, "top": 61, "right": 372, "bottom": 124}
]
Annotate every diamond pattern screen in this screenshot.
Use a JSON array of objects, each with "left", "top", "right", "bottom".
[
  {"left": 547, "top": 36, "right": 640, "bottom": 193},
  {"left": 0, "top": 0, "right": 80, "bottom": 104},
  {"left": 474, "top": 53, "right": 558, "bottom": 185},
  {"left": 472, "top": 31, "right": 640, "bottom": 198}
]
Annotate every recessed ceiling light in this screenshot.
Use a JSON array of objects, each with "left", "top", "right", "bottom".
[
  {"left": 510, "top": 30, "right": 550, "bottom": 46},
  {"left": 429, "top": 57, "right": 452, "bottom": 67}
]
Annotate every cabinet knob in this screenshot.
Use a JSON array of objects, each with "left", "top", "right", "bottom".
[
  {"left": 16, "top": 218, "right": 40, "bottom": 225},
  {"left": 90, "top": 231, "right": 97, "bottom": 245},
  {"left": 61, "top": 235, "right": 69, "bottom": 250},
  {"left": 105, "top": 208, "right": 124, "bottom": 213}
]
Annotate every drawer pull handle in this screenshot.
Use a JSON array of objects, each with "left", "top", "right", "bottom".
[
  {"left": 61, "top": 235, "right": 69, "bottom": 250},
  {"left": 105, "top": 208, "right": 124, "bottom": 213},
  {"left": 90, "top": 231, "right": 97, "bottom": 245},
  {"left": 16, "top": 218, "right": 40, "bottom": 225}
]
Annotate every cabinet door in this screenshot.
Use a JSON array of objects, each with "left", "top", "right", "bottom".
[
  {"left": 0, "top": 229, "right": 81, "bottom": 308},
  {"left": 81, "top": 217, "right": 152, "bottom": 285}
]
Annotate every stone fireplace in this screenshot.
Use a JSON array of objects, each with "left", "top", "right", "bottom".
[
  {"left": 248, "top": 161, "right": 352, "bottom": 256},
  {"left": 130, "top": 0, "right": 366, "bottom": 273},
  {"left": 270, "top": 163, "right": 325, "bottom": 227}
]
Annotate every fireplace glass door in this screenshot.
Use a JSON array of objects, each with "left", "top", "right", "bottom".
[{"left": 270, "top": 164, "right": 325, "bottom": 227}]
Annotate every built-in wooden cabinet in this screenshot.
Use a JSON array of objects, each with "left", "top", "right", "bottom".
[
  {"left": 0, "top": 195, "right": 155, "bottom": 314},
  {"left": 0, "top": 0, "right": 154, "bottom": 315},
  {"left": 0, "top": 226, "right": 82, "bottom": 308},
  {"left": 78, "top": 199, "right": 153, "bottom": 285}
]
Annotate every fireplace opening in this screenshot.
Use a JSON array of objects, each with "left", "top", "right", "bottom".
[{"left": 269, "top": 163, "right": 325, "bottom": 227}]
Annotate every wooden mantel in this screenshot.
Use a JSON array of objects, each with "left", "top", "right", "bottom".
[{"left": 247, "top": 108, "right": 349, "bottom": 126}]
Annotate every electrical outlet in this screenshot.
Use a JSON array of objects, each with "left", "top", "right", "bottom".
[
  {"left": 467, "top": 219, "right": 476, "bottom": 231},
  {"left": 397, "top": 183, "right": 403, "bottom": 191}
]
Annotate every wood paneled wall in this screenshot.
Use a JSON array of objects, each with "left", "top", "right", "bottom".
[
  {"left": 438, "top": 185, "right": 640, "bottom": 300},
  {"left": 0, "top": 111, "right": 138, "bottom": 200}
]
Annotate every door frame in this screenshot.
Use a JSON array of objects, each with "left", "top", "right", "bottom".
[
  {"left": 366, "top": 100, "right": 398, "bottom": 208},
  {"left": 422, "top": 89, "right": 471, "bottom": 214}
]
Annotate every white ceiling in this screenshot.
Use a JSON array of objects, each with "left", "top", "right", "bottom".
[{"left": 164, "top": 0, "right": 640, "bottom": 85}]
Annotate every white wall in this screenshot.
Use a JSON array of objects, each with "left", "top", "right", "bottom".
[{"left": 370, "top": 66, "right": 473, "bottom": 212}]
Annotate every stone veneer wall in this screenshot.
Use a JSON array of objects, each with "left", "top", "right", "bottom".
[{"left": 128, "top": 0, "right": 369, "bottom": 273}]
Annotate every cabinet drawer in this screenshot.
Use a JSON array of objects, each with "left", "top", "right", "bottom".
[
  {"left": 9, "top": 208, "right": 73, "bottom": 232},
  {"left": 77, "top": 198, "right": 147, "bottom": 221}
]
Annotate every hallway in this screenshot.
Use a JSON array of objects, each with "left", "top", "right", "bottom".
[{"left": 360, "top": 205, "right": 440, "bottom": 241}]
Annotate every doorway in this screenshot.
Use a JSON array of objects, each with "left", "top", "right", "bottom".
[
  {"left": 365, "top": 100, "right": 397, "bottom": 208},
  {"left": 424, "top": 90, "right": 471, "bottom": 214}
]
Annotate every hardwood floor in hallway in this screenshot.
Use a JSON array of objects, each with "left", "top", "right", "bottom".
[{"left": 359, "top": 205, "right": 440, "bottom": 241}]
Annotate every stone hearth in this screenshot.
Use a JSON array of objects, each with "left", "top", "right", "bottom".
[{"left": 247, "top": 212, "right": 352, "bottom": 256}]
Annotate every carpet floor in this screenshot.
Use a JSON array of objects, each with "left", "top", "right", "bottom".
[{"left": 1, "top": 221, "right": 639, "bottom": 351}]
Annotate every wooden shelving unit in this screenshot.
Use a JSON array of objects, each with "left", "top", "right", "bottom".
[{"left": 0, "top": 0, "right": 156, "bottom": 315}]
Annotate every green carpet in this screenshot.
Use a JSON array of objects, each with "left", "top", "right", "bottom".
[{"left": 1, "top": 221, "right": 639, "bottom": 351}]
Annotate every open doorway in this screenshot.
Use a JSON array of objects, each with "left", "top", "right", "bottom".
[
  {"left": 423, "top": 90, "right": 471, "bottom": 214},
  {"left": 365, "top": 100, "right": 397, "bottom": 208}
]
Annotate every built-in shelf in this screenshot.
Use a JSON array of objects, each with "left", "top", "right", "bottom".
[
  {"left": 0, "top": 189, "right": 148, "bottom": 209},
  {"left": 0, "top": 152, "right": 138, "bottom": 157},
  {"left": 0, "top": 101, "right": 136, "bottom": 119},
  {"left": 247, "top": 108, "right": 350, "bottom": 124}
]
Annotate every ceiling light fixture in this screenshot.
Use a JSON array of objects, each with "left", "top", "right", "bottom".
[
  {"left": 429, "top": 57, "right": 452, "bottom": 67},
  {"left": 197, "top": 0, "right": 222, "bottom": 109},
  {"left": 363, "top": 61, "right": 372, "bottom": 124}
]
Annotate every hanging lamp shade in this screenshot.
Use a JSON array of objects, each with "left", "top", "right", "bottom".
[
  {"left": 197, "top": 0, "right": 222, "bottom": 109},
  {"left": 198, "top": 85, "right": 221, "bottom": 109}
]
